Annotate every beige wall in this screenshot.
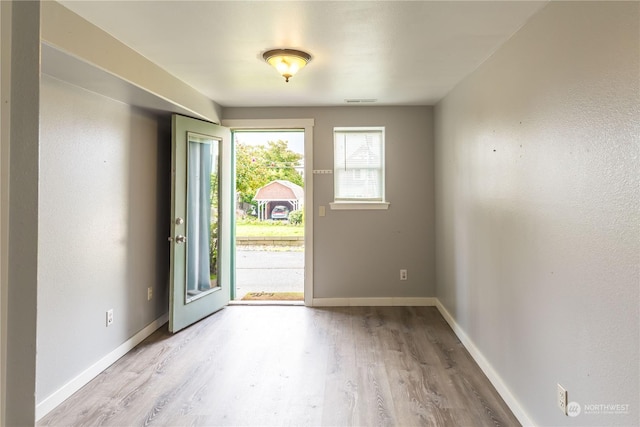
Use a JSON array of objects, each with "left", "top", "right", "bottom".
[
  {"left": 224, "top": 106, "right": 436, "bottom": 299},
  {"left": 435, "top": 2, "right": 639, "bottom": 425}
]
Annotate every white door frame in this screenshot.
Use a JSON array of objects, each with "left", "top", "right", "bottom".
[{"left": 222, "top": 118, "right": 314, "bottom": 306}]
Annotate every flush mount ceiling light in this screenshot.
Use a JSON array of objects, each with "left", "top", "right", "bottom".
[{"left": 262, "top": 49, "right": 311, "bottom": 82}]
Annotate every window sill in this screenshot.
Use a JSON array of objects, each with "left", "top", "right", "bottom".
[{"left": 330, "top": 202, "right": 390, "bottom": 210}]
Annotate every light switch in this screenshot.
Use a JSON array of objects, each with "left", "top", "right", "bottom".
[{"left": 319, "top": 206, "right": 326, "bottom": 217}]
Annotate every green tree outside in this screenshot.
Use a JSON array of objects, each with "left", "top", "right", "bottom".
[{"left": 236, "top": 140, "right": 303, "bottom": 205}]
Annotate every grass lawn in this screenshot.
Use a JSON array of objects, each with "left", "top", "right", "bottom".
[{"left": 236, "top": 221, "right": 303, "bottom": 237}]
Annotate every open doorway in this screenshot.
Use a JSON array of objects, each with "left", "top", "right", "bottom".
[{"left": 232, "top": 129, "right": 305, "bottom": 303}]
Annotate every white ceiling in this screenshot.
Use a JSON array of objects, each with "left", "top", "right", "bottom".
[{"left": 59, "top": 1, "right": 547, "bottom": 108}]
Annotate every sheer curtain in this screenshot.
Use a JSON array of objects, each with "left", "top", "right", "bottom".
[{"left": 186, "top": 140, "right": 212, "bottom": 294}]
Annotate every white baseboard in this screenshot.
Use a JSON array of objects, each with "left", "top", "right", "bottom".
[
  {"left": 35, "top": 313, "right": 169, "bottom": 421},
  {"left": 434, "top": 300, "right": 535, "bottom": 427},
  {"left": 312, "top": 297, "right": 437, "bottom": 307}
]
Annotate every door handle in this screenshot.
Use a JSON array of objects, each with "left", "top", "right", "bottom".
[{"left": 175, "top": 235, "right": 187, "bottom": 244}]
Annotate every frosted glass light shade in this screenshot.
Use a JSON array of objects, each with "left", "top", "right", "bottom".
[{"left": 263, "top": 49, "right": 311, "bottom": 82}]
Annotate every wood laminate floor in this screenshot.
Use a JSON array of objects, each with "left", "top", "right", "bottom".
[{"left": 39, "top": 306, "right": 520, "bottom": 427}]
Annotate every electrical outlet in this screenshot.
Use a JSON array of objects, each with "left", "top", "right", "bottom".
[
  {"left": 400, "top": 269, "right": 408, "bottom": 281},
  {"left": 106, "top": 309, "right": 114, "bottom": 327},
  {"left": 557, "top": 383, "right": 568, "bottom": 415},
  {"left": 148, "top": 287, "right": 153, "bottom": 301}
]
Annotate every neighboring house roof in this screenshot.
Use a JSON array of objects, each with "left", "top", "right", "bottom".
[
  {"left": 348, "top": 143, "right": 379, "bottom": 164},
  {"left": 254, "top": 180, "right": 304, "bottom": 201}
]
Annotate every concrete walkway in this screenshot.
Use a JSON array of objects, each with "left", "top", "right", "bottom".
[{"left": 234, "top": 248, "right": 304, "bottom": 300}]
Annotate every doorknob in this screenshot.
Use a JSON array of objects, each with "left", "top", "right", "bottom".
[{"left": 175, "top": 235, "right": 187, "bottom": 244}]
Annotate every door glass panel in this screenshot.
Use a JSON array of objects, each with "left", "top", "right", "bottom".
[{"left": 186, "top": 132, "right": 220, "bottom": 303}]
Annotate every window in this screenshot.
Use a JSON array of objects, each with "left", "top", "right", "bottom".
[{"left": 331, "top": 127, "right": 389, "bottom": 210}]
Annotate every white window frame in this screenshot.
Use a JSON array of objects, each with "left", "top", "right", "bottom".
[{"left": 330, "top": 126, "right": 389, "bottom": 210}]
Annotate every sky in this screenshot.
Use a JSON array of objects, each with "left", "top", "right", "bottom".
[{"left": 233, "top": 131, "right": 304, "bottom": 155}]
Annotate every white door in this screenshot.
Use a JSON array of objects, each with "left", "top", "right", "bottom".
[{"left": 169, "top": 115, "right": 231, "bottom": 332}]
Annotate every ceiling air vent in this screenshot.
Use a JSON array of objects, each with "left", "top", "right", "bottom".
[{"left": 345, "top": 99, "right": 377, "bottom": 104}]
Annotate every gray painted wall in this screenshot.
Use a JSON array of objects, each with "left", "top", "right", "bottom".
[
  {"left": 37, "top": 75, "right": 171, "bottom": 402},
  {"left": 3, "top": 1, "right": 40, "bottom": 424},
  {"left": 434, "top": 2, "right": 639, "bottom": 426},
  {"left": 224, "top": 107, "right": 435, "bottom": 299}
]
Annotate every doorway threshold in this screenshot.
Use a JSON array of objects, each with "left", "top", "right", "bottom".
[{"left": 229, "top": 300, "right": 304, "bottom": 306}]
